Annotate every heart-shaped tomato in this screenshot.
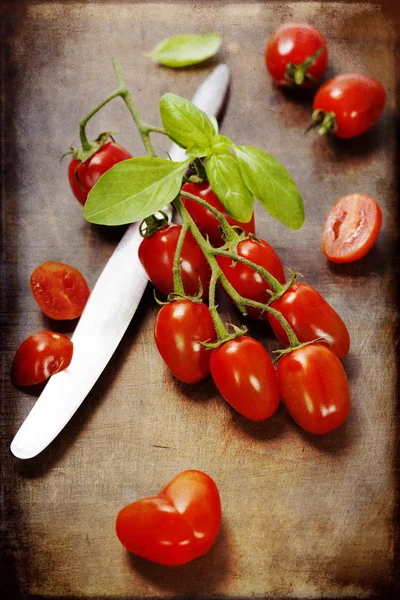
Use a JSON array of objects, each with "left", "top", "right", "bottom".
[{"left": 115, "top": 470, "right": 222, "bottom": 566}]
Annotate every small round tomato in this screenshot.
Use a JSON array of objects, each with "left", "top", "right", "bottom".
[
  {"left": 116, "top": 470, "right": 222, "bottom": 566},
  {"left": 268, "top": 282, "right": 350, "bottom": 359},
  {"left": 11, "top": 330, "right": 73, "bottom": 386},
  {"left": 321, "top": 194, "right": 382, "bottom": 263},
  {"left": 181, "top": 182, "right": 256, "bottom": 247},
  {"left": 154, "top": 300, "right": 216, "bottom": 384},
  {"left": 265, "top": 23, "right": 327, "bottom": 87},
  {"left": 312, "top": 74, "right": 385, "bottom": 138},
  {"left": 277, "top": 343, "right": 350, "bottom": 434},
  {"left": 210, "top": 336, "right": 279, "bottom": 421},
  {"left": 68, "top": 141, "right": 132, "bottom": 205},
  {"left": 30, "top": 261, "right": 90, "bottom": 320},
  {"left": 216, "top": 237, "right": 285, "bottom": 319},
  {"left": 138, "top": 223, "right": 211, "bottom": 299}
]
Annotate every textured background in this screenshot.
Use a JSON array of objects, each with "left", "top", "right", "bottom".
[{"left": 1, "top": 1, "right": 399, "bottom": 598}]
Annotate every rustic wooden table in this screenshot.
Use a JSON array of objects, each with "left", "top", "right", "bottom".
[{"left": 1, "top": 1, "right": 399, "bottom": 598}]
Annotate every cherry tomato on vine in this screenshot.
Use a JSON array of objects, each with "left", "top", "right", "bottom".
[
  {"left": 116, "top": 469, "right": 222, "bottom": 566},
  {"left": 210, "top": 336, "right": 279, "bottom": 421},
  {"left": 216, "top": 237, "right": 285, "bottom": 319},
  {"left": 321, "top": 194, "right": 382, "bottom": 263},
  {"left": 138, "top": 223, "right": 211, "bottom": 299},
  {"left": 265, "top": 23, "right": 327, "bottom": 87},
  {"left": 181, "top": 182, "right": 256, "bottom": 247},
  {"left": 154, "top": 300, "right": 216, "bottom": 384},
  {"left": 68, "top": 141, "right": 132, "bottom": 205},
  {"left": 268, "top": 282, "right": 350, "bottom": 359},
  {"left": 277, "top": 343, "right": 350, "bottom": 434},
  {"left": 312, "top": 74, "right": 385, "bottom": 138},
  {"left": 30, "top": 261, "right": 90, "bottom": 320},
  {"left": 11, "top": 330, "right": 73, "bottom": 387}
]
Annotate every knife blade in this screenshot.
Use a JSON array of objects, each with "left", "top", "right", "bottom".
[{"left": 11, "top": 64, "right": 231, "bottom": 460}]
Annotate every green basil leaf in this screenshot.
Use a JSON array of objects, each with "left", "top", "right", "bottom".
[
  {"left": 146, "top": 33, "right": 223, "bottom": 68},
  {"left": 160, "top": 93, "right": 216, "bottom": 151},
  {"left": 205, "top": 152, "right": 254, "bottom": 223},
  {"left": 210, "top": 134, "right": 233, "bottom": 155},
  {"left": 235, "top": 145, "right": 304, "bottom": 230},
  {"left": 83, "top": 157, "right": 189, "bottom": 225}
]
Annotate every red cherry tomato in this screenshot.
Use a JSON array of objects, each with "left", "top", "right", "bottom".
[
  {"left": 11, "top": 330, "right": 73, "bottom": 386},
  {"left": 321, "top": 194, "right": 382, "bottom": 263},
  {"left": 181, "top": 182, "right": 256, "bottom": 247},
  {"left": 154, "top": 300, "right": 216, "bottom": 384},
  {"left": 210, "top": 336, "right": 280, "bottom": 421},
  {"left": 216, "top": 237, "right": 285, "bottom": 319},
  {"left": 268, "top": 282, "right": 350, "bottom": 359},
  {"left": 277, "top": 343, "right": 350, "bottom": 434},
  {"left": 30, "top": 261, "right": 90, "bottom": 320},
  {"left": 312, "top": 74, "right": 385, "bottom": 138},
  {"left": 265, "top": 23, "right": 327, "bottom": 87},
  {"left": 68, "top": 141, "right": 132, "bottom": 205},
  {"left": 116, "top": 469, "right": 222, "bottom": 566},
  {"left": 138, "top": 223, "right": 211, "bottom": 299}
]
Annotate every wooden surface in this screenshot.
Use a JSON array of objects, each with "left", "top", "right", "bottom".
[{"left": 1, "top": 1, "right": 399, "bottom": 598}]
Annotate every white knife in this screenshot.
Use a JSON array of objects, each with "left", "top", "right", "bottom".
[{"left": 11, "top": 64, "right": 231, "bottom": 460}]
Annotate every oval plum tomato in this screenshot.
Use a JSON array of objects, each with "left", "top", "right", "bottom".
[
  {"left": 216, "top": 237, "right": 285, "bottom": 319},
  {"left": 11, "top": 330, "right": 73, "bottom": 386},
  {"left": 154, "top": 300, "right": 216, "bottom": 384},
  {"left": 210, "top": 336, "right": 279, "bottom": 421},
  {"left": 116, "top": 469, "right": 222, "bottom": 566},
  {"left": 277, "top": 343, "right": 350, "bottom": 434},
  {"left": 181, "top": 182, "right": 256, "bottom": 247},
  {"left": 138, "top": 223, "right": 211, "bottom": 299},
  {"left": 265, "top": 23, "right": 327, "bottom": 87},
  {"left": 268, "top": 282, "right": 350, "bottom": 359},
  {"left": 312, "top": 74, "right": 385, "bottom": 138},
  {"left": 30, "top": 261, "right": 90, "bottom": 320},
  {"left": 321, "top": 194, "right": 382, "bottom": 263},
  {"left": 68, "top": 141, "right": 132, "bottom": 205}
]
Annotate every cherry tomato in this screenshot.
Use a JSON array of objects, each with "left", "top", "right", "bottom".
[
  {"left": 268, "top": 282, "right": 350, "bottom": 359},
  {"left": 210, "top": 336, "right": 279, "bottom": 421},
  {"left": 265, "top": 23, "right": 327, "bottom": 87},
  {"left": 312, "top": 74, "right": 385, "bottom": 138},
  {"left": 116, "top": 469, "right": 222, "bottom": 566},
  {"left": 30, "top": 261, "right": 90, "bottom": 320},
  {"left": 154, "top": 300, "right": 216, "bottom": 384},
  {"left": 68, "top": 141, "right": 132, "bottom": 205},
  {"left": 11, "top": 330, "right": 73, "bottom": 386},
  {"left": 216, "top": 237, "right": 285, "bottom": 319},
  {"left": 277, "top": 343, "right": 350, "bottom": 434},
  {"left": 181, "top": 182, "right": 256, "bottom": 247},
  {"left": 138, "top": 223, "right": 211, "bottom": 299},
  {"left": 321, "top": 194, "right": 382, "bottom": 263}
]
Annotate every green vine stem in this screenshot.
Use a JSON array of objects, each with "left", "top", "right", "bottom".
[
  {"left": 180, "top": 190, "right": 237, "bottom": 243},
  {"left": 172, "top": 222, "right": 188, "bottom": 296},
  {"left": 208, "top": 268, "right": 230, "bottom": 341},
  {"left": 193, "top": 158, "right": 208, "bottom": 182}
]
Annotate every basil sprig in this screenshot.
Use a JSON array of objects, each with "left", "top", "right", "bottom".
[{"left": 146, "top": 33, "right": 223, "bottom": 68}]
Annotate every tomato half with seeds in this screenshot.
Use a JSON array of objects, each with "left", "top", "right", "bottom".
[
  {"left": 216, "top": 237, "right": 285, "bottom": 319},
  {"left": 321, "top": 194, "right": 382, "bottom": 263},
  {"left": 68, "top": 141, "right": 132, "bottom": 205},
  {"left": 116, "top": 469, "right": 222, "bottom": 566},
  {"left": 154, "top": 300, "right": 216, "bottom": 384},
  {"left": 30, "top": 261, "right": 90, "bottom": 320},
  {"left": 138, "top": 223, "right": 211, "bottom": 299},
  {"left": 265, "top": 23, "right": 328, "bottom": 87},
  {"left": 277, "top": 343, "right": 350, "bottom": 434},
  {"left": 11, "top": 330, "right": 73, "bottom": 386},
  {"left": 312, "top": 74, "right": 385, "bottom": 138},
  {"left": 181, "top": 182, "right": 256, "bottom": 247},
  {"left": 210, "top": 336, "right": 280, "bottom": 421},
  {"left": 268, "top": 282, "right": 350, "bottom": 359}
]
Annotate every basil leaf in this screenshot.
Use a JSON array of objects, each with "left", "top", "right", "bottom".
[
  {"left": 146, "top": 33, "right": 223, "bottom": 68},
  {"left": 210, "top": 134, "right": 233, "bottom": 155},
  {"left": 235, "top": 145, "right": 304, "bottom": 230},
  {"left": 83, "top": 157, "right": 189, "bottom": 225},
  {"left": 160, "top": 93, "right": 216, "bottom": 151},
  {"left": 205, "top": 152, "right": 254, "bottom": 222}
]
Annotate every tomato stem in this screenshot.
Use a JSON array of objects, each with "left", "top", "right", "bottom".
[
  {"left": 208, "top": 269, "right": 230, "bottom": 341},
  {"left": 172, "top": 222, "right": 189, "bottom": 297},
  {"left": 193, "top": 158, "right": 208, "bottom": 182},
  {"left": 180, "top": 190, "right": 238, "bottom": 243}
]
